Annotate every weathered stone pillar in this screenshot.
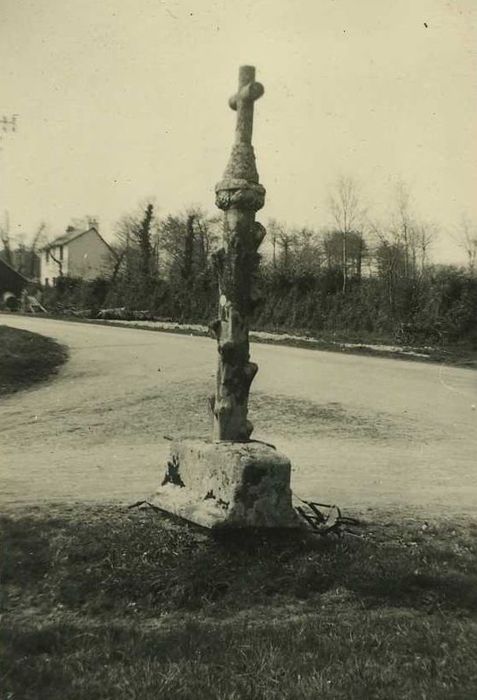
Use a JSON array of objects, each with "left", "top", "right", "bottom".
[
  {"left": 210, "top": 65, "right": 266, "bottom": 442},
  {"left": 152, "top": 66, "right": 300, "bottom": 530}
]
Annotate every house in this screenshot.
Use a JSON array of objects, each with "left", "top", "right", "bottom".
[{"left": 41, "top": 226, "right": 114, "bottom": 286}]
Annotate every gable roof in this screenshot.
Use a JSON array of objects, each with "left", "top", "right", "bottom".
[
  {"left": 45, "top": 227, "right": 95, "bottom": 248},
  {"left": 44, "top": 227, "right": 117, "bottom": 257}
]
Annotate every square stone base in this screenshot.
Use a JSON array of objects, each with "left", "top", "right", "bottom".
[{"left": 151, "top": 440, "right": 301, "bottom": 529}]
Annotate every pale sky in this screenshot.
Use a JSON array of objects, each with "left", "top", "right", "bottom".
[{"left": 1, "top": 0, "right": 476, "bottom": 263}]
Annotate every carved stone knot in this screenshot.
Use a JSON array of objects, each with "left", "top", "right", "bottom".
[{"left": 215, "top": 182, "right": 266, "bottom": 212}]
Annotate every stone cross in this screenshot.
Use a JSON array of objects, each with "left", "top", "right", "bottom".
[
  {"left": 229, "top": 65, "right": 264, "bottom": 147},
  {"left": 153, "top": 66, "right": 299, "bottom": 530},
  {"left": 210, "top": 66, "right": 267, "bottom": 442}
]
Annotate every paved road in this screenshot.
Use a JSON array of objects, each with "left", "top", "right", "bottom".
[{"left": 1, "top": 314, "right": 476, "bottom": 514}]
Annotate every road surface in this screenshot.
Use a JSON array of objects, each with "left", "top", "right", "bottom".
[{"left": 1, "top": 315, "right": 476, "bottom": 515}]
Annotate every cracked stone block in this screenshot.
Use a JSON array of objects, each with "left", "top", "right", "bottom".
[{"left": 152, "top": 440, "right": 301, "bottom": 529}]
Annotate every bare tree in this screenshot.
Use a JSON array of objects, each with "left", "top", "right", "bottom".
[
  {"left": 395, "top": 181, "right": 411, "bottom": 263},
  {"left": 191, "top": 208, "right": 220, "bottom": 270},
  {"left": 15, "top": 222, "right": 47, "bottom": 278},
  {"left": 269, "top": 220, "right": 294, "bottom": 271},
  {"left": 267, "top": 218, "right": 278, "bottom": 269},
  {"left": 415, "top": 221, "right": 436, "bottom": 272},
  {"left": 458, "top": 214, "right": 477, "bottom": 274},
  {"left": 328, "top": 175, "right": 365, "bottom": 292},
  {"left": 0, "top": 211, "right": 13, "bottom": 266},
  {"left": 31, "top": 222, "right": 47, "bottom": 251},
  {"left": 390, "top": 180, "right": 433, "bottom": 278},
  {"left": 368, "top": 218, "right": 404, "bottom": 308}
]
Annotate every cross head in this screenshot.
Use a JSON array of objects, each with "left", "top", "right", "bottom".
[{"left": 228, "top": 65, "right": 264, "bottom": 145}]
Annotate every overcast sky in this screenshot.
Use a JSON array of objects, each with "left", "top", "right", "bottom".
[{"left": 1, "top": 0, "right": 476, "bottom": 263}]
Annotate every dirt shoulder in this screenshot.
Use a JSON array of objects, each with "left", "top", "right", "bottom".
[{"left": 11, "top": 312, "right": 477, "bottom": 369}]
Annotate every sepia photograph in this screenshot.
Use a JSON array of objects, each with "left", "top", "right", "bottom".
[{"left": 1, "top": 1, "right": 477, "bottom": 698}]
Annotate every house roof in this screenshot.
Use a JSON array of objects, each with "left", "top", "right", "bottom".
[
  {"left": 45, "top": 227, "right": 95, "bottom": 248},
  {"left": 44, "top": 227, "right": 116, "bottom": 256},
  {"left": 0, "top": 257, "right": 30, "bottom": 294}
]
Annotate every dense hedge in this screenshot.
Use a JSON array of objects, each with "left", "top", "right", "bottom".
[
  {"left": 254, "top": 266, "right": 477, "bottom": 344},
  {"left": 39, "top": 263, "right": 477, "bottom": 347}
]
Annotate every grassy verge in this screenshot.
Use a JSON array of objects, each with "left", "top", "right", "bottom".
[
  {"left": 16, "top": 312, "right": 477, "bottom": 368},
  {"left": 1, "top": 504, "right": 477, "bottom": 699},
  {"left": 254, "top": 329, "right": 477, "bottom": 368},
  {"left": 0, "top": 325, "right": 68, "bottom": 396}
]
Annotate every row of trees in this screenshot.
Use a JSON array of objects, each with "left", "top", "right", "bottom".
[
  {"left": 2, "top": 177, "right": 477, "bottom": 345},
  {"left": 0, "top": 216, "right": 46, "bottom": 279}
]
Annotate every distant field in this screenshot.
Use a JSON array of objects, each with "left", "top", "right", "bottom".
[
  {"left": 0, "top": 325, "right": 68, "bottom": 396},
  {"left": 1, "top": 504, "right": 476, "bottom": 699}
]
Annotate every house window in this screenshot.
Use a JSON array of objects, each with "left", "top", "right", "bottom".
[
  {"left": 44, "top": 278, "right": 49, "bottom": 286},
  {"left": 46, "top": 250, "right": 50, "bottom": 263},
  {"left": 59, "top": 245, "right": 63, "bottom": 261}
]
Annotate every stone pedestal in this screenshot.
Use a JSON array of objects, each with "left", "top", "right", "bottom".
[{"left": 152, "top": 440, "right": 301, "bottom": 530}]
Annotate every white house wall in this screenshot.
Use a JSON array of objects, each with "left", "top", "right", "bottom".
[
  {"left": 41, "top": 245, "right": 69, "bottom": 285},
  {"left": 67, "top": 230, "right": 111, "bottom": 280}
]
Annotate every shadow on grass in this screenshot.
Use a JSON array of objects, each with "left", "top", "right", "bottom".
[
  {"left": 2, "top": 505, "right": 477, "bottom": 699},
  {"left": 2, "top": 505, "right": 477, "bottom": 617},
  {"left": 2, "top": 610, "right": 477, "bottom": 700},
  {"left": 0, "top": 325, "right": 68, "bottom": 395}
]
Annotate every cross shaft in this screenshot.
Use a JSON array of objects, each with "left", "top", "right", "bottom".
[
  {"left": 228, "top": 65, "right": 264, "bottom": 145},
  {"left": 211, "top": 66, "right": 266, "bottom": 442}
]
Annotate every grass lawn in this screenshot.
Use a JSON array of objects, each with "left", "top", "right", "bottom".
[
  {"left": 1, "top": 504, "right": 477, "bottom": 699},
  {"left": 0, "top": 325, "right": 68, "bottom": 396}
]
